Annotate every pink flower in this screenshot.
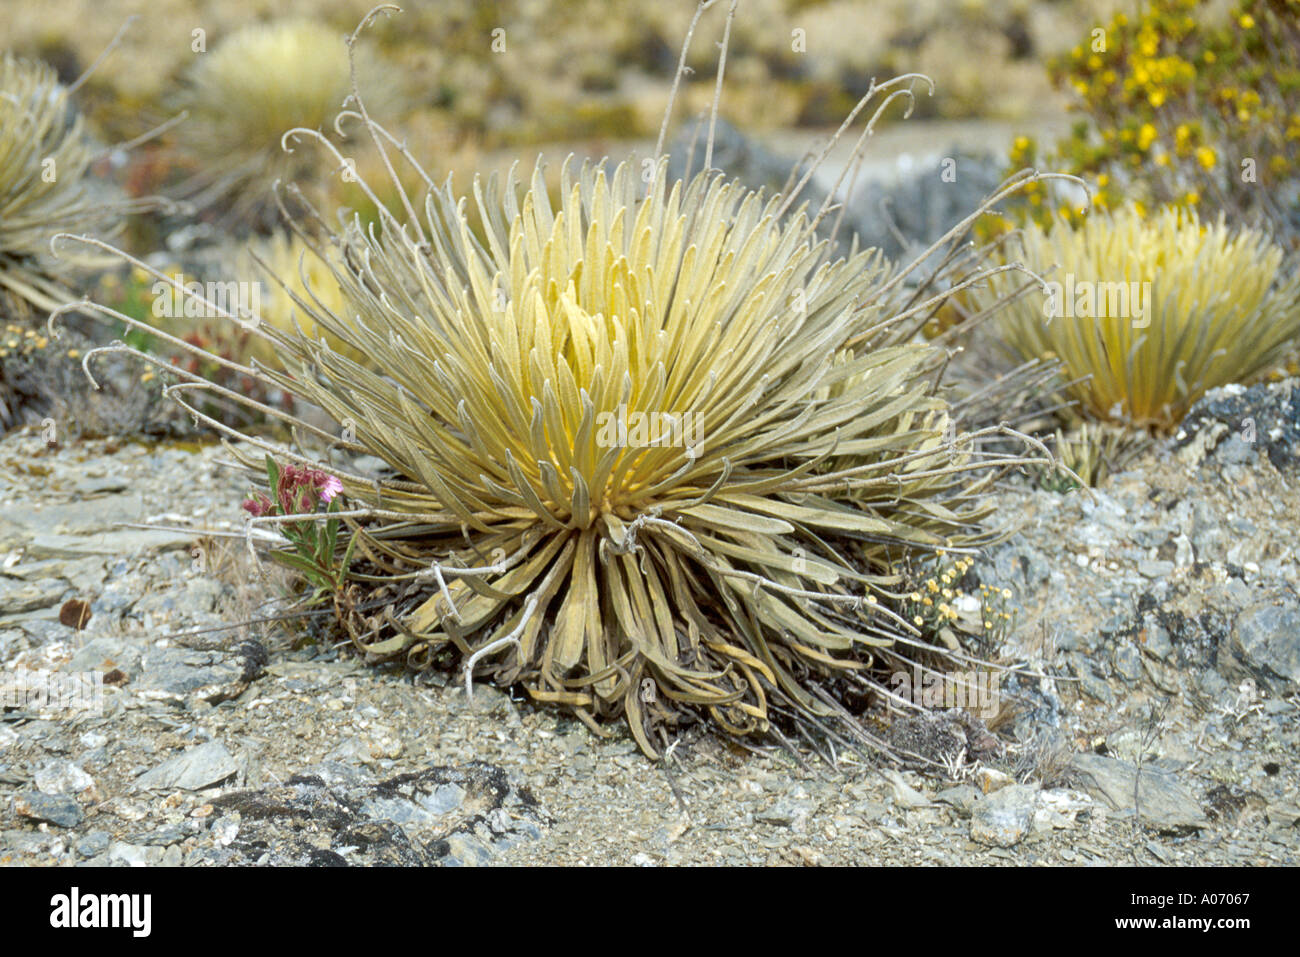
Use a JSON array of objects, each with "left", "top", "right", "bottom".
[
  {"left": 319, "top": 475, "right": 344, "bottom": 503},
  {"left": 242, "top": 493, "right": 273, "bottom": 517},
  {"left": 271, "top": 463, "right": 344, "bottom": 514}
]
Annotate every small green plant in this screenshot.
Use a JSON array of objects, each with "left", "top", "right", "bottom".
[
  {"left": 243, "top": 455, "right": 356, "bottom": 607},
  {"left": 1038, "top": 421, "right": 1144, "bottom": 492},
  {"left": 901, "top": 552, "right": 1015, "bottom": 648}
]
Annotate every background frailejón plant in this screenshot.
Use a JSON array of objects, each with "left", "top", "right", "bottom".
[
  {"left": 977, "top": 205, "right": 1300, "bottom": 432},
  {"left": 0, "top": 53, "right": 132, "bottom": 318},
  {"left": 174, "top": 20, "right": 397, "bottom": 228}
]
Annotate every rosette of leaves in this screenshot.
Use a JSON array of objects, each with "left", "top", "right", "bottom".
[
  {"left": 0, "top": 53, "right": 128, "bottom": 318},
  {"left": 978, "top": 205, "right": 1300, "bottom": 432},
  {"left": 63, "top": 8, "right": 1061, "bottom": 757},
  {"left": 174, "top": 20, "right": 397, "bottom": 229}
]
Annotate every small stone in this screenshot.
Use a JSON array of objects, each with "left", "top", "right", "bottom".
[
  {"left": 443, "top": 832, "right": 493, "bottom": 866},
  {"left": 0, "top": 577, "right": 67, "bottom": 617},
  {"left": 755, "top": 799, "right": 813, "bottom": 830},
  {"left": 73, "top": 476, "right": 130, "bottom": 495},
  {"left": 881, "top": 769, "right": 931, "bottom": 807},
  {"left": 134, "top": 740, "right": 239, "bottom": 791},
  {"left": 107, "top": 842, "right": 162, "bottom": 867},
  {"left": 1138, "top": 616, "right": 1173, "bottom": 660},
  {"left": 970, "top": 784, "right": 1039, "bottom": 847},
  {"left": 1229, "top": 600, "right": 1300, "bottom": 691},
  {"left": 935, "top": 784, "right": 982, "bottom": 818},
  {"left": 75, "top": 831, "right": 111, "bottom": 857},
  {"left": 1074, "top": 660, "right": 1115, "bottom": 704},
  {"left": 1138, "top": 560, "right": 1176, "bottom": 579},
  {"left": 974, "top": 768, "right": 1014, "bottom": 794},
  {"left": 1113, "top": 643, "right": 1145, "bottom": 684},
  {"left": 34, "top": 760, "right": 94, "bottom": 797},
  {"left": 211, "top": 815, "right": 240, "bottom": 847},
  {"left": 127, "top": 826, "right": 188, "bottom": 847},
  {"left": 14, "top": 791, "right": 83, "bottom": 828},
  {"left": 417, "top": 783, "right": 465, "bottom": 816}
]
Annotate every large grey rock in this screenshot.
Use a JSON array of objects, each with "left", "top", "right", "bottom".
[
  {"left": 134, "top": 740, "right": 239, "bottom": 791},
  {"left": 0, "top": 495, "right": 144, "bottom": 537},
  {"left": 25, "top": 529, "right": 196, "bottom": 559},
  {"left": 1072, "top": 753, "right": 1208, "bottom": 831},
  {"left": 64, "top": 637, "right": 141, "bottom": 677}
]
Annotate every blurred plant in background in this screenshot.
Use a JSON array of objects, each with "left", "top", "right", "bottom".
[
  {"left": 976, "top": 205, "right": 1300, "bottom": 432},
  {"left": 0, "top": 53, "right": 137, "bottom": 319},
  {"left": 173, "top": 19, "right": 400, "bottom": 229}
]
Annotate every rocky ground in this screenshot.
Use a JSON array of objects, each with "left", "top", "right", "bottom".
[{"left": 0, "top": 378, "right": 1296, "bottom": 867}]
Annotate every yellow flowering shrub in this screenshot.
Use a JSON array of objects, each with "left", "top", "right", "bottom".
[{"left": 990, "top": 0, "right": 1300, "bottom": 247}]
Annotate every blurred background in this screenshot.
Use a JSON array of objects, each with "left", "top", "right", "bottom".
[{"left": 5, "top": 0, "right": 1115, "bottom": 196}]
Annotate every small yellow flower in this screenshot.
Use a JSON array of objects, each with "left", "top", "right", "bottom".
[
  {"left": 909, "top": 592, "right": 922, "bottom": 602},
  {"left": 141, "top": 371, "right": 156, "bottom": 384},
  {"left": 1148, "top": 90, "right": 1166, "bottom": 108},
  {"left": 866, "top": 594, "right": 878, "bottom": 604},
  {"left": 1137, "top": 123, "right": 1157, "bottom": 151},
  {"left": 922, "top": 597, "right": 933, "bottom": 606},
  {"left": 66, "top": 348, "right": 81, "bottom": 359},
  {"left": 1239, "top": 14, "right": 1255, "bottom": 29},
  {"left": 1196, "top": 146, "right": 1217, "bottom": 169},
  {"left": 913, "top": 616, "right": 924, "bottom": 626}
]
